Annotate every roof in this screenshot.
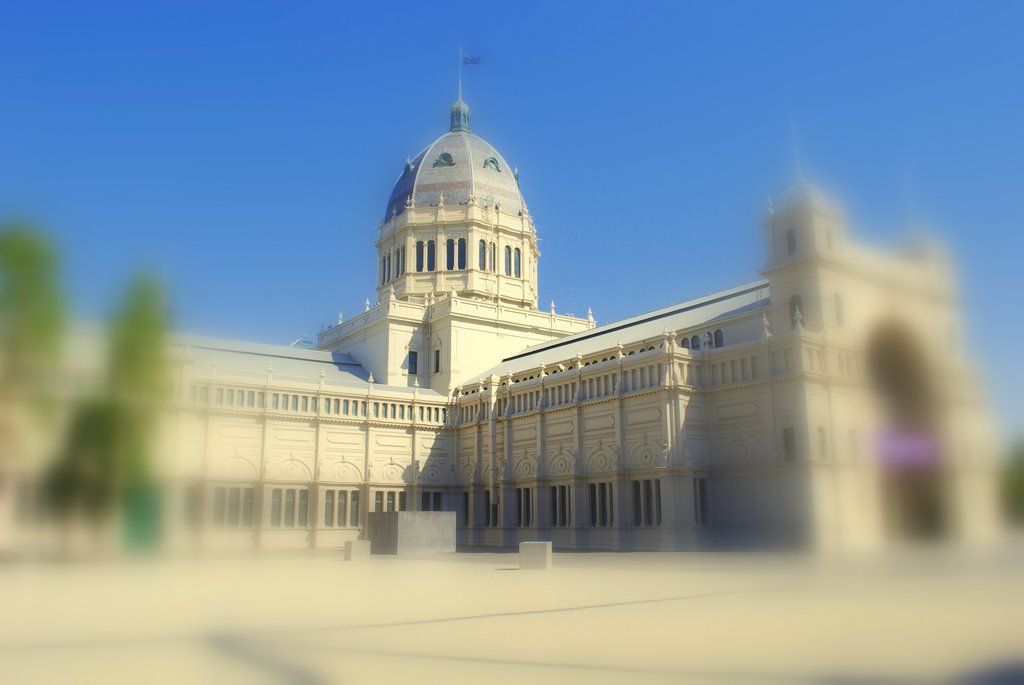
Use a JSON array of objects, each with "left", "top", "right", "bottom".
[
  {"left": 170, "top": 335, "right": 441, "bottom": 396},
  {"left": 384, "top": 128, "right": 526, "bottom": 220},
  {"left": 474, "top": 280, "right": 771, "bottom": 378}
]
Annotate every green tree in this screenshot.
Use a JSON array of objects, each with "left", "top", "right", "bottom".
[
  {"left": 1002, "top": 437, "right": 1024, "bottom": 526},
  {"left": 44, "top": 272, "right": 169, "bottom": 545},
  {"left": 0, "top": 222, "right": 65, "bottom": 440}
]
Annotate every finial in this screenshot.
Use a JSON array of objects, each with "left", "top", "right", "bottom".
[
  {"left": 765, "top": 194, "right": 774, "bottom": 217},
  {"left": 367, "top": 372, "right": 374, "bottom": 384},
  {"left": 793, "top": 306, "right": 804, "bottom": 329},
  {"left": 437, "top": 192, "right": 445, "bottom": 207},
  {"left": 549, "top": 300, "right": 556, "bottom": 314},
  {"left": 364, "top": 298, "right": 370, "bottom": 312},
  {"left": 405, "top": 194, "right": 414, "bottom": 208},
  {"left": 337, "top": 311, "right": 344, "bottom": 324},
  {"left": 761, "top": 312, "right": 773, "bottom": 338}
]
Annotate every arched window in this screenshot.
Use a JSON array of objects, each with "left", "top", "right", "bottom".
[
  {"left": 483, "top": 156, "right": 501, "bottom": 172},
  {"left": 478, "top": 239, "right": 486, "bottom": 269},
  {"left": 790, "top": 294, "right": 804, "bottom": 329},
  {"left": 457, "top": 238, "right": 466, "bottom": 269},
  {"left": 504, "top": 246, "right": 512, "bottom": 276},
  {"left": 415, "top": 241, "right": 424, "bottom": 272},
  {"left": 834, "top": 294, "right": 844, "bottom": 328},
  {"left": 786, "top": 228, "right": 797, "bottom": 255},
  {"left": 433, "top": 152, "right": 455, "bottom": 168},
  {"left": 713, "top": 329, "right": 724, "bottom": 348},
  {"left": 446, "top": 239, "right": 455, "bottom": 270},
  {"left": 380, "top": 257, "right": 386, "bottom": 285},
  {"left": 513, "top": 248, "right": 521, "bottom": 278},
  {"left": 681, "top": 337, "right": 690, "bottom": 349},
  {"left": 400, "top": 245, "right": 406, "bottom": 274},
  {"left": 691, "top": 335, "right": 700, "bottom": 350},
  {"left": 489, "top": 242, "right": 496, "bottom": 271},
  {"left": 427, "top": 240, "right": 436, "bottom": 271}
]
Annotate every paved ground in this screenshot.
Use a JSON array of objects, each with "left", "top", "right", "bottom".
[{"left": 2, "top": 545, "right": 1023, "bottom": 684}]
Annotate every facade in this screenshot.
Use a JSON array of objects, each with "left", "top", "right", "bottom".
[{"left": 4, "top": 96, "right": 1003, "bottom": 553}]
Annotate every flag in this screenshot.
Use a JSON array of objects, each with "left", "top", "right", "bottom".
[{"left": 462, "top": 54, "right": 481, "bottom": 65}]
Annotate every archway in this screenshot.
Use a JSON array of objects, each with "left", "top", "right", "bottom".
[{"left": 866, "top": 323, "right": 948, "bottom": 540}]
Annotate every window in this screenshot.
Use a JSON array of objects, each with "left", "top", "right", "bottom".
[
  {"left": 427, "top": 240, "right": 436, "bottom": 271},
  {"left": 271, "top": 489, "right": 282, "bottom": 526},
  {"left": 513, "top": 248, "right": 521, "bottom": 278},
  {"left": 790, "top": 295, "right": 804, "bottom": 329},
  {"left": 337, "top": 490, "right": 348, "bottom": 526},
  {"left": 408, "top": 351, "right": 418, "bottom": 375},
  {"left": 478, "top": 239, "right": 486, "bottom": 269},
  {"left": 325, "top": 490, "right": 334, "bottom": 526},
  {"left": 681, "top": 337, "right": 690, "bottom": 349},
  {"left": 786, "top": 228, "right": 797, "bottom": 255},
  {"left": 632, "top": 479, "right": 661, "bottom": 527},
  {"left": 589, "top": 482, "right": 613, "bottom": 527},
  {"left": 416, "top": 241, "right": 424, "bottom": 272},
  {"left": 483, "top": 156, "right": 501, "bottom": 172},
  {"left": 433, "top": 349, "right": 441, "bottom": 374},
  {"left": 488, "top": 242, "right": 496, "bottom": 271},
  {"left": 783, "top": 427, "right": 797, "bottom": 461},
  {"left": 446, "top": 238, "right": 455, "bottom": 270},
  {"left": 713, "top": 329, "right": 724, "bottom": 348},
  {"left": 515, "top": 488, "right": 532, "bottom": 527},
  {"left": 694, "top": 478, "right": 709, "bottom": 526},
  {"left": 433, "top": 152, "right": 454, "bottom": 167},
  {"left": 350, "top": 491, "right": 360, "bottom": 526},
  {"left": 374, "top": 491, "right": 384, "bottom": 512},
  {"left": 834, "top": 294, "right": 844, "bottom": 328},
  {"left": 285, "top": 490, "right": 296, "bottom": 527},
  {"left": 457, "top": 238, "right": 466, "bottom": 269},
  {"left": 691, "top": 335, "right": 700, "bottom": 350},
  {"left": 550, "top": 485, "right": 571, "bottom": 527},
  {"left": 504, "top": 246, "right": 512, "bottom": 275}
]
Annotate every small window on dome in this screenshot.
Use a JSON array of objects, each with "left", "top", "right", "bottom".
[
  {"left": 433, "top": 152, "right": 455, "bottom": 168},
  {"left": 483, "top": 157, "right": 501, "bottom": 172}
]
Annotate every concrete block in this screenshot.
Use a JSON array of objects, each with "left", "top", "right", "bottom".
[
  {"left": 366, "top": 511, "right": 456, "bottom": 555},
  {"left": 344, "top": 539, "right": 371, "bottom": 561},
  {"left": 519, "top": 541, "right": 552, "bottom": 570}
]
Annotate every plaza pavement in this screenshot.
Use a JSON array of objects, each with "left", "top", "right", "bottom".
[{"left": 2, "top": 545, "right": 1022, "bottom": 684}]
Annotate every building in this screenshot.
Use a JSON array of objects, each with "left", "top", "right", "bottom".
[{"left": 7, "top": 95, "right": 1003, "bottom": 554}]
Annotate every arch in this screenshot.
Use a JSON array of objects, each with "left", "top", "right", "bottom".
[
  {"left": 457, "top": 238, "right": 467, "bottom": 269},
  {"left": 478, "top": 239, "right": 486, "bottom": 269},
  {"left": 786, "top": 228, "right": 797, "bottom": 254},
  {"left": 690, "top": 335, "right": 700, "bottom": 350},
  {"left": 427, "top": 240, "right": 436, "bottom": 271},
  {"left": 446, "top": 239, "right": 455, "bottom": 270},
  {"left": 681, "top": 337, "right": 690, "bottom": 349},
  {"left": 586, "top": 448, "right": 616, "bottom": 474},
  {"left": 713, "top": 329, "right": 724, "bottom": 348},
  {"left": 866, "top": 321, "right": 947, "bottom": 540},
  {"left": 415, "top": 241, "right": 424, "bottom": 272},
  {"left": 504, "top": 245, "right": 512, "bottom": 276},
  {"left": 789, "top": 294, "right": 804, "bottom": 329},
  {"left": 513, "top": 248, "right": 522, "bottom": 278}
]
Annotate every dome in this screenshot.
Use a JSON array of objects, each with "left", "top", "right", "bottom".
[{"left": 384, "top": 101, "right": 526, "bottom": 220}]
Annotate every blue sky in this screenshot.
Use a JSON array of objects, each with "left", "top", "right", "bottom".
[{"left": 1, "top": 1, "right": 1021, "bottom": 440}]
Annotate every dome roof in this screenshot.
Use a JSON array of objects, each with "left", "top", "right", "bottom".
[{"left": 384, "top": 103, "right": 526, "bottom": 220}]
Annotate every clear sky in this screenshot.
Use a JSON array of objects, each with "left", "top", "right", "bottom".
[{"left": 1, "top": 1, "right": 1021, "bottom": 441}]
